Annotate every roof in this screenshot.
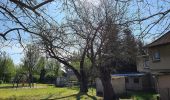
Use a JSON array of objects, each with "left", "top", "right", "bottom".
[
  {"left": 146, "top": 31, "right": 170, "bottom": 47},
  {"left": 111, "top": 73, "right": 145, "bottom": 77}
]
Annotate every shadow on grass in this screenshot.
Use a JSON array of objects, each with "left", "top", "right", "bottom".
[
  {"left": 41, "top": 94, "right": 55, "bottom": 100},
  {"left": 76, "top": 92, "right": 97, "bottom": 100},
  {"left": 0, "top": 86, "right": 13, "bottom": 89},
  {"left": 119, "top": 91, "right": 157, "bottom": 100},
  {"left": 0, "top": 85, "right": 37, "bottom": 89},
  {"left": 42, "top": 92, "right": 97, "bottom": 100}
]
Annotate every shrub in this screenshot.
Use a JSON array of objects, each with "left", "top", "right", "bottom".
[
  {"left": 45, "top": 72, "right": 56, "bottom": 83},
  {"left": 33, "top": 75, "right": 40, "bottom": 83},
  {"left": 0, "top": 80, "right": 3, "bottom": 84}
]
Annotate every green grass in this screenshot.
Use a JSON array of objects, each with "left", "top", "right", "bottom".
[
  {"left": 120, "top": 91, "right": 158, "bottom": 100},
  {"left": 0, "top": 84, "right": 101, "bottom": 100},
  {"left": 130, "top": 91, "right": 158, "bottom": 100},
  {"left": 0, "top": 84, "right": 158, "bottom": 100}
]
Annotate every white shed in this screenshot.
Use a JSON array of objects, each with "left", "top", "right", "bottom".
[{"left": 96, "top": 75, "right": 126, "bottom": 96}]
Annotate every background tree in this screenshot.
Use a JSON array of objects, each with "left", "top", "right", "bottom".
[
  {"left": 37, "top": 56, "right": 46, "bottom": 83},
  {"left": 116, "top": 28, "right": 139, "bottom": 72},
  {"left": 45, "top": 58, "right": 61, "bottom": 83},
  {"left": 22, "top": 44, "right": 40, "bottom": 87},
  {"left": 0, "top": 52, "right": 16, "bottom": 83},
  {"left": 70, "top": 52, "right": 99, "bottom": 85}
]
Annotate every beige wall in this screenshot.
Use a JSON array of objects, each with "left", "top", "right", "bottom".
[
  {"left": 137, "top": 45, "right": 170, "bottom": 73},
  {"left": 111, "top": 77, "right": 125, "bottom": 94},
  {"left": 158, "top": 75, "right": 170, "bottom": 88},
  {"left": 96, "top": 78, "right": 103, "bottom": 94},
  {"left": 157, "top": 75, "right": 170, "bottom": 100},
  {"left": 137, "top": 57, "right": 144, "bottom": 72},
  {"left": 149, "top": 45, "right": 170, "bottom": 72},
  {"left": 137, "top": 56, "right": 150, "bottom": 72},
  {"left": 96, "top": 77, "right": 126, "bottom": 95},
  {"left": 126, "top": 77, "right": 143, "bottom": 90}
]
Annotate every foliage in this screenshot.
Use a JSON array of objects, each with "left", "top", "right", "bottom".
[
  {"left": 22, "top": 44, "right": 40, "bottom": 72},
  {"left": 46, "top": 58, "right": 61, "bottom": 77},
  {"left": 120, "top": 91, "right": 158, "bottom": 100},
  {"left": 0, "top": 80, "right": 3, "bottom": 84},
  {"left": 35, "top": 56, "right": 46, "bottom": 74},
  {"left": 70, "top": 54, "right": 98, "bottom": 82},
  {"left": 0, "top": 52, "right": 16, "bottom": 82},
  {"left": 32, "top": 74, "right": 40, "bottom": 83},
  {"left": 45, "top": 72, "right": 56, "bottom": 83}
]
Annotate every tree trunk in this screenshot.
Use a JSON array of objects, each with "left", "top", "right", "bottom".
[
  {"left": 100, "top": 72, "right": 117, "bottom": 100},
  {"left": 29, "top": 73, "right": 33, "bottom": 88},
  {"left": 79, "top": 73, "right": 88, "bottom": 93},
  {"left": 79, "top": 46, "right": 88, "bottom": 93},
  {"left": 39, "top": 68, "right": 46, "bottom": 83}
]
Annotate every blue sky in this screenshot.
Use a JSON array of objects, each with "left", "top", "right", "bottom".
[
  {"left": 0, "top": 1, "right": 64, "bottom": 65},
  {"left": 0, "top": 0, "right": 169, "bottom": 65},
  {"left": 1, "top": 43, "right": 24, "bottom": 64}
]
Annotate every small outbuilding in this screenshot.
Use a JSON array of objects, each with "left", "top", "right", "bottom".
[
  {"left": 123, "top": 73, "right": 153, "bottom": 91},
  {"left": 96, "top": 73, "right": 153, "bottom": 96},
  {"left": 55, "top": 77, "right": 67, "bottom": 87},
  {"left": 96, "top": 75, "right": 126, "bottom": 96}
]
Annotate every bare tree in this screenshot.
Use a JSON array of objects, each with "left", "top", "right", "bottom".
[
  {"left": 22, "top": 44, "right": 40, "bottom": 87},
  {"left": 29, "top": 18, "right": 90, "bottom": 92},
  {"left": 122, "top": 0, "right": 170, "bottom": 38},
  {"left": 0, "top": 0, "right": 169, "bottom": 43},
  {"left": 0, "top": 0, "right": 54, "bottom": 40},
  {"left": 64, "top": 0, "right": 130, "bottom": 99}
]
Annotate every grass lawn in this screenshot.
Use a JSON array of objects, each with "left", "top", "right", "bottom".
[
  {"left": 0, "top": 84, "right": 101, "bottom": 100},
  {"left": 120, "top": 91, "right": 158, "bottom": 100},
  {"left": 0, "top": 84, "right": 158, "bottom": 100}
]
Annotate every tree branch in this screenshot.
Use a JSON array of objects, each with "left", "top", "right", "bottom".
[{"left": 10, "top": 0, "right": 54, "bottom": 15}]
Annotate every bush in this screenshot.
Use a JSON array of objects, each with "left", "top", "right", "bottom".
[
  {"left": 33, "top": 75, "right": 40, "bottom": 83},
  {"left": 0, "top": 80, "right": 3, "bottom": 84},
  {"left": 45, "top": 72, "right": 56, "bottom": 83}
]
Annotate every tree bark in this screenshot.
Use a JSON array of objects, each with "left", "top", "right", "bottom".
[
  {"left": 79, "top": 46, "right": 88, "bottom": 93},
  {"left": 100, "top": 71, "right": 117, "bottom": 100},
  {"left": 79, "top": 71, "right": 88, "bottom": 93},
  {"left": 47, "top": 49, "right": 88, "bottom": 93},
  {"left": 29, "top": 73, "right": 33, "bottom": 88},
  {"left": 39, "top": 68, "right": 46, "bottom": 83}
]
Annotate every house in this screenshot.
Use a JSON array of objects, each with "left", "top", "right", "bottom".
[
  {"left": 137, "top": 31, "right": 170, "bottom": 100},
  {"left": 96, "top": 31, "right": 170, "bottom": 99}
]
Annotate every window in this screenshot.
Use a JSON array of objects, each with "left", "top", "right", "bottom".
[
  {"left": 144, "top": 57, "right": 149, "bottom": 68},
  {"left": 134, "top": 78, "right": 139, "bottom": 83},
  {"left": 152, "top": 51, "right": 160, "bottom": 61}
]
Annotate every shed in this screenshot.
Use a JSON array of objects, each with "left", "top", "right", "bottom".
[
  {"left": 113, "top": 73, "right": 152, "bottom": 91},
  {"left": 96, "top": 75, "right": 126, "bottom": 96},
  {"left": 96, "top": 73, "right": 152, "bottom": 96},
  {"left": 55, "top": 77, "right": 67, "bottom": 87}
]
